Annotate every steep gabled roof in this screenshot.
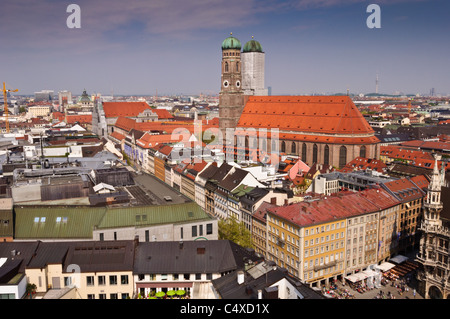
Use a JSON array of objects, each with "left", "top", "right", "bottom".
[
  {"left": 102, "top": 101, "right": 152, "bottom": 118},
  {"left": 237, "top": 96, "right": 375, "bottom": 136}
]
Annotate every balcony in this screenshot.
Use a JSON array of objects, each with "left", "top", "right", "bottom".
[{"left": 276, "top": 237, "right": 285, "bottom": 248}]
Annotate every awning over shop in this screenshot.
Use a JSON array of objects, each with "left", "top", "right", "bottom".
[
  {"left": 345, "top": 272, "right": 368, "bottom": 283},
  {"left": 375, "top": 262, "right": 395, "bottom": 272},
  {"left": 389, "top": 255, "right": 408, "bottom": 264},
  {"left": 362, "top": 269, "right": 378, "bottom": 277}
]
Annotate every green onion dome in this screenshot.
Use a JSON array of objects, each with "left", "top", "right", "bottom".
[
  {"left": 222, "top": 33, "right": 241, "bottom": 50},
  {"left": 243, "top": 37, "right": 263, "bottom": 53}
]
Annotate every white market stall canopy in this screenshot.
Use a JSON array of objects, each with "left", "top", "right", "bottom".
[
  {"left": 362, "top": 269, "right": 378, "bottom": 277},
  {"left": 375, "top": 262, "right": 396, "bottom": 272},
  {"left": 389, "top": 255, "right": 408, "bottom": 264},
  {"left": 345, "top": 272, "right": 368, "bottom": 283}
]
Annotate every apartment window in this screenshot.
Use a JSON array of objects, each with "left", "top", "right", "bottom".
[
  {"left": 99, "top": 233, "right": 104, "bottom": 241},
  {"left": 87, "top": 294, "right": 95, "bottom": 299},
  {"left": 110, "top": 293, "right": 118, "bottom": 299},
  {"left": 184, "top": 274, "right": 190, "bottom": 280},
  {"left": 64, "top": 277, "right": 72, "bottom": 287},
  {"left": 145, "top": 230, "right": 150, "bottom": 242},
  {"left": 192, "top": 226, "right": 198, "bottom": 237},
  {"left": 109, "top": 275, "right": 117, "bottom": 285},
  {"left": 174, "top": 274, "right": 179, "bottom": 280},
  {"left": 195, "top": 273, "right": 202, "bottom": 280},
  {"left": 161, "top": 274, "right": 168, "bottom": 281},
  {"left": 114, "top": 232, "right": 117, "bottom": 241},
  {"left": 86, "top": 276, "right": 94, "bottom": 286},
  {"left": 199, "top": 225, "right": 203, "bottom": 236},
  {"left": 122, "top": 293, "right": 129, "bottom": 299},
  {"left": 206, "top": 223, "right": 213, "bottom": 235},
  {"left": 98, "top": 276, "right": 106, "bottom": 285},
  {"left": 121, "top": 275, "right": 129, "bottom": 285}
]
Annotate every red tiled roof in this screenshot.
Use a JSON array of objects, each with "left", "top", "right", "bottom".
[
  {"left": 66, "top": 114, "right": 92, "bottom": 124},
  {"left": 152, "top": 109, "right": 174, "bottom": 119},
  {"left": 136, "top": 133, "right": 184, "bottom": 149},
  {"left": 237, "top": 96, "right": 375, "bottom": 138},
  {"left": 110, "top": 131, "right": 126, "bottom": 141},
  {"left": 410, "top": 175, "right": 430, "bottom": 191},
  {"left": 52, "top": 112, "right": 65, "bottom": 121},
  {"left": 412, "top": 158, "right": 450, "bottom": 170},
  {"left": 102, "top": 101, "right": 152, "bottom": 118},
  {"left": 400, "top": 140, "right": 450, "bottom": 151},
  {"left": 115, "top": 116, "right": 137, "bottom": 132},
  {"left": 380, "top": 145, "right": 434, "bottom": 161},
  {"left": 341, "top": 157, "right": 387, "bottom": 173},
  {"left": 383, "top": 178, "right": 424, "bottom": 202},
  {"left": 268, "top": 188, "right": 399, "bottom": 227},
  {"left": 158, "top": 145, "right": 173, "bottom": 156}
]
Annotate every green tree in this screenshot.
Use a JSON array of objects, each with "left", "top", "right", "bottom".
[{"left": 218, "top": 216, "right": 253, "bottom": 248}]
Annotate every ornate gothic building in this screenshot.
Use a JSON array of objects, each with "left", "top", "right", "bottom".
[{"left": 416, "top": 155, "right": 450, "bottom": 299}]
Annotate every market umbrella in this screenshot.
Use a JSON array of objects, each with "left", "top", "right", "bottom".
[
  {"left": 167, "top": 290, "right": 176, "bottom": 298},
  {"left": 176, "top": 290, "right": 185, "bottom": 296},
  {"left": 155, "top": 291, "right": 166, "bottom": 298}
]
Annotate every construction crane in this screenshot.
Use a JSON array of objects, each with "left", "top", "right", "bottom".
[{"left": 2, "top": 82, "right": 18, "bottom": 133}]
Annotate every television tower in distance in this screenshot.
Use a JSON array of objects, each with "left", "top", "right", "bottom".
[{"left": 375, "top": 72, "right": 379, "bottom": 94}]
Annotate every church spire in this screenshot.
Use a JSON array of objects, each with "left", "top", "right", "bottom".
[{"left": 424, "top": 153, "right": 443, "bottom": 227}]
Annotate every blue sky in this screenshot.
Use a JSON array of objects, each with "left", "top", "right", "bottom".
[{"left": 1, "top": 0, "right": 449, "bottom": 96}]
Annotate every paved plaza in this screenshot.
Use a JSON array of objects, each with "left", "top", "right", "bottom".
[{"left": 326, "top": 273, "right": 423, "bottom": 299}]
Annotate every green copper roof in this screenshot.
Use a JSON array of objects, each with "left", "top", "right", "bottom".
[
  {"left": 243, "top": 38, "right": 263, "bottom": 53},
  {"left": 222, "top": 33, "right": 241, "bottom": 50}
]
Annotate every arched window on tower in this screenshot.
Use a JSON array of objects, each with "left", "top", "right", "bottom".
[
  {"left": 291, "top": 142, "right": 296, "bottom": 154},
  {"left": 339, "top": 146, "right": 347, "bottom": 168},
  {"left": 313, "top": 144, "right": 318, "bottom": 164},
  {"left": 360, "top": 145, "right": 366, "bottom": 158},
  {"left": 324, "top": 145, "right": 330, "bottom": 166},
  {"left": 225, "top": 62, "right": 229, "bottom": 73},
  {"left": 302, "top": 143, "right": 307, "bottom": 163}
]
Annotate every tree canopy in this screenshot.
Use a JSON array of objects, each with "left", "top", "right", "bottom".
[{"left": 218, "top": 216, "right": 253, "bottom": 249}]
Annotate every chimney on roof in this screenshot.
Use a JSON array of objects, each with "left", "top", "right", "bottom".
[{"left": 237, "top": 271, "right": 245, "bottom": 285}]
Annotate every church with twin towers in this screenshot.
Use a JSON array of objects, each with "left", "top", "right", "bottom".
[{"left": 218, "top": 33, "right": 380, "bottom": 169}]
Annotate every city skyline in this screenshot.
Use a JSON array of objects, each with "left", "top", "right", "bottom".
[{"left": 1, "top": 0, "right": 449, "bottom": 96}]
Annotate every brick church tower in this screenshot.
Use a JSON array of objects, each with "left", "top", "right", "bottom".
[{"left": 219, "top": 33, "right": 245, "bottom": 144}]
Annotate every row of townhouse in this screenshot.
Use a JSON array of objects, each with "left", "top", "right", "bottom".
[
  {"left": 0, "top": 239, "right": 275, "bottom": 300},
  {"left": 313, "top": 169, "right": 430, "bottom": 254},
  {"left": 144, "top": 145, "right": 295, "bottom": 231},
  {"left": 256, "top": 186, "right": 430, "bottom": 289}
]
